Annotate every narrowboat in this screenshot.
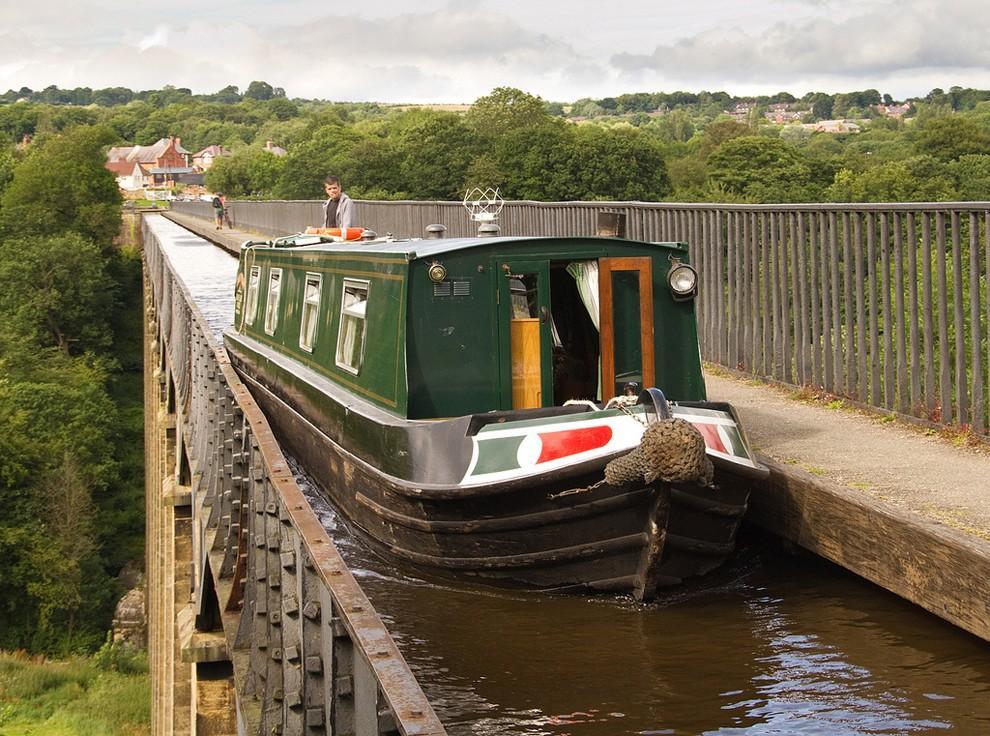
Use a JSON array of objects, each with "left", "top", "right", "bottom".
[{"left": 224, "top": 228, "right": 767, "bottom": 600}]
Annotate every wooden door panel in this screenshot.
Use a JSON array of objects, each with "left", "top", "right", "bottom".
[{"left": 599, "top": 257, "right": 654, "bottom": 401}]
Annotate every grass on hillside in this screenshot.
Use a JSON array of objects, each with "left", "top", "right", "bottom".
[{"left": 0, "top": 649, "right": 149, "bottom": 736}]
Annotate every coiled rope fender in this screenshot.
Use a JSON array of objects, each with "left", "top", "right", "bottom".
[{"left": 604, "top": 418, "right": 713, "bottom": 486}]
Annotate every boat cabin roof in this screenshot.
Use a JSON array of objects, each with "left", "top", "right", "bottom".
[{"left": 255, "top": 234, "right": 690, "bottom": 261}]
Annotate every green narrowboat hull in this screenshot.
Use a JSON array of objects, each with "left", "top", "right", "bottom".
[
  {"left": 226, "top": 330, "right": 766, "bottom": 600},
  {"left": 224, "top": 232, "right": 768, "bottom": 599}
]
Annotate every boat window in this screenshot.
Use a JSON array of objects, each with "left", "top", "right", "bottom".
[
  {"left": 245, "top": 266, "right": 261, "bottom": 326},
  {"left": 264, "top": 268, "right": 282, "bottom": 336},
  {"left": 335, "top": 278, "right": 369, "bottom": 374},
  {"left": 509, "top": 276, "right": 537, "bottom": 319},
  {"left": 299, "top": 272, "right": 322, "bottom": 352}
]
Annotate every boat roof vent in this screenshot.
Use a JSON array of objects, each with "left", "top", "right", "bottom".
[
  {"left": 425, "top": 224, "right": 446, "bottom": 239},
  {"left": 360, "top": 229, "right": 378, "bottom": 241},
  {"left": 478, "top": 222, "right": 500, "bottom": 237}
]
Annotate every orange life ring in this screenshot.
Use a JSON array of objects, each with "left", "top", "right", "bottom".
[{"left": 304, "top": 226, "right": 365, "bottom": 241}]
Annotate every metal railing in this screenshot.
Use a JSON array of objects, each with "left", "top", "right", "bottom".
[
  {"left": 173, "top": 198, "right": 990, "bottom": 437},
  {"left": 144, "top": 217, "right": 446, "bottom": 736}
]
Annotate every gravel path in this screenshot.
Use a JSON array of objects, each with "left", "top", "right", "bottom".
[{"left": 704, "top": 369, "right": 990, "bottom": 539}]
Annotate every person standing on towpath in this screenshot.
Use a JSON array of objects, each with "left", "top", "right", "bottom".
[{"left": 212, "top": 192, "right": 225, "bottom": 229}]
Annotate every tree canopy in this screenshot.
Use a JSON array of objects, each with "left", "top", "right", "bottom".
[
  {"left": 0, "top": 120, "right": 139, "bottom": 654},
  {"left": 0, "top": 125, "right": 121, "bottom": 243},
  {"left": 3, "top": 82, "right": 990, "bottom": 204}
]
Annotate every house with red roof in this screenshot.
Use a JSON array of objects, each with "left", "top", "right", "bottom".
[
  {"left": 106, "top": 136, "right": 191, "bottom": 191},
  {"left": 191, "top": 144, "right": 231, "bottom": 171}
]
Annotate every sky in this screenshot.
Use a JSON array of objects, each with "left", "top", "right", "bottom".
[{"left": 0, "top": 0, "right": 987, "bottom": 104}]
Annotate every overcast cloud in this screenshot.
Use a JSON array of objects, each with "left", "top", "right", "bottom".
[{"left": 0, "top": 0, "right": 985, "bottom": 102}]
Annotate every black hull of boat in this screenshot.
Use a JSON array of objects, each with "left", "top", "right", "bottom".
[{"left": 233, "top": 366, "right": 753, "bottom": 600}]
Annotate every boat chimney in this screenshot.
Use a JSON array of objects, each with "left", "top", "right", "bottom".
[
  {"left": 596, "top": 211, "right": 626, "bottom": 238},
  {"left": 478, "top": 222, "right": 500, "bottom": 237},
  {"left": 425, "top": 224, "right": 446, "bottom": 239}
]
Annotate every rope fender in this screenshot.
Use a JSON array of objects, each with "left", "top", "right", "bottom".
[{"left": 604, "top": 418, "right": 714, "bottom": 487}]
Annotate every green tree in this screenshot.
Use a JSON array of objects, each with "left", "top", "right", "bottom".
[
  {"left": 268, "top": 97, "right": 299, "bottom": 121},
  {"left": 494, "top": 121, "right": 670, "bottom": 201},
  {"left": 568, "top": 125, "right": 670, "bottom": 200},
  {"left": 802, "top": 92, "right": 834, "bottom": 121},
  {"left": 395, "top": 111, "right": 479, "bottom": 199},
  {"left": 951, "top": 154, "right": 990, "bottom": 200},
  {"left": 0, "top": 143, "right": 17, "bottom": 197},
  {"left": 569, "top": 98, "right": 605, "bottom": 118},
  {"left": 493, "top": 122, "right": 576, "bottom": 199},
  {"left": 466, "top": 87, "right": 550, "bottom": 139},
  {"left": 666, "top": 153, "right": 707, "bottom": 199},
  {"left": 463, "top": 153, "right": 506, "bottom": 192},
  {"left": 206, "top": 146, "right": 286, "bottom": 197},
  {"left": 276, "top": 122, "right": 345, "bottom": 198},
  {"left": 212, "top": 85, "right": 242, "bottom": 104},
  {"left": 914, "top": 115, "right": 990, "bottom": 161},
  {"left": 0, "top": 233, "right": 114, "bottom": 354},
  {"left": 0, "top": 347, "right": 119, "bottom": 651},
  {"left": 826, "top": 156, "right": 957, "bottom": 202},
  {"left": 697, "top": 119, "right": 751, "bottom": 156},
  {"left": 31, "top": 452, "right": 100, "bottom": 639},
  {"left": 707, "top": 136, "right": 818, "bottom": 202},
  {"left": 244, "top": 80, "right": 275, "bottom": 101},
  {"left": 649, "top": 109, "right": 695, "bottom": 144},
  {"left": 0, "top": 125, "right": 121, "bottom": 245}
]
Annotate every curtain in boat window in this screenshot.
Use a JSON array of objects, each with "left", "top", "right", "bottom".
[
  {"left": 335, "top": 279, "right": 369, "bottom": 373},
  {"left": 566, "top": 260, "right": 601, "bottom": 399},
  {"left": 264, "top": 269, "right": 282, "bottom": 335},
  {"left": 299, "top": 273, "right": 322, "bottom": 351},
  {"left": 245, "top": 266, "right": 261, "bottom": 325},
  {"left": 566, "top": 261, "right": 599, "bottom": 330}
]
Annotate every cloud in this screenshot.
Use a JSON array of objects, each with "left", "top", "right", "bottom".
[
  {"left": 0, "top": 0, "right": 986, "bottom": 103},
  {"left": 0, "top": 3, "right": 600, "bottom": 102},
  {"left": 137, "top": 25, "right": 169, "bottom": 52},
  {"left": 612, "top": 0, "right": 989, "bottom": 84}
]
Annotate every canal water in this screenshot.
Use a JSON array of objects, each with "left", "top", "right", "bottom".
[
  {"left": 155, "top": 216, "right": 990, "bottom": 735},
  {"left": 305, "top": 482, "right": 990, "bottom": 736}
]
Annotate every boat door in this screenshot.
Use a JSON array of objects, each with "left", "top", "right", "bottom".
[
  {"left": 599, "top": 257, "right": 655, "bottom": 401},
  {"left": 496, "top": 259, "right": 553, "bottom": 409}
]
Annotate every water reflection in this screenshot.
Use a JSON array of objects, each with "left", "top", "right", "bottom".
[{"left": 161, "top": 221, "right": 990, "bottom": 736}]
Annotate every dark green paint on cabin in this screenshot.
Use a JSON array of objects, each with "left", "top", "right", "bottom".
[{"left": 231, "top": 236, "right": 706, "bottom": 420}]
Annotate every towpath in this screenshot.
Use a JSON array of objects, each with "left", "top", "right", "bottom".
[{"left": 705, "top": 369, "right": 990, "bottom": 540}]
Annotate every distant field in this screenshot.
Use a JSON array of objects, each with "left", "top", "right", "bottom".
[{"left": 388, "top": 103, "right": 472, "bottom": 112}]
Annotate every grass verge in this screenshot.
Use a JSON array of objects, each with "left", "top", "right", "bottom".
[{"left": 0, "top": 648, "right": 149, "bottom": 736}]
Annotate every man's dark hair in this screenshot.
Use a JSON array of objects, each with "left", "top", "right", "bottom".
[{"left": 324, "top": 175, "right": 340, "bottom": 186}]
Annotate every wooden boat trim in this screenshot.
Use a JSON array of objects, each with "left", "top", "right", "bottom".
[
  {"left": 665, "top": 533, "right": 736, "bottom": 556},
  {"left": 669, "top": 487, "right": 748, "bottom": 517},
  {"left": 384, "top": 533, "right": 649, "bottom": 570},
  {"left": 584, "top": 572, "right": 683, "bottom": 590},
  {"left": 355, "top": 488, "right": 653, "bottom": 534}
]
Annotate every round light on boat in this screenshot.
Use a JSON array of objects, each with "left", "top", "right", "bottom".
[
  {"left": 428, "top": 261, "right": 447, "bottom": 283},
  {"left": 667, "top": 259, "right": 698, "bottom": 301}
]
